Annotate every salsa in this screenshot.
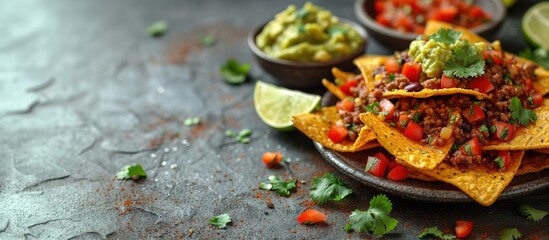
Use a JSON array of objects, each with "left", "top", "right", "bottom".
[
  {"left": 374, "top": 0, "right": 491, "bottom": 34},
  {"left": 255, "top": 2, "right": 363, "bottom": 62}
]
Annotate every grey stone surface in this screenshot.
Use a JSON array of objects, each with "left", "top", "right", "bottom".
[{"left": 0, "top": 0, "right": 547, "bottom": 239}]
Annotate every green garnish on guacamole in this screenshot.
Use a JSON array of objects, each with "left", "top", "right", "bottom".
[{"left": 255, "top": 2, "right": 363, "bottom": 62}]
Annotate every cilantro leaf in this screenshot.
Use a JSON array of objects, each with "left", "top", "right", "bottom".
[
  {"left": 310, "top": 173, "right": 353, "bottom": 204},
  {"left": 184, "top": 117, "right": 200, "bottom": 126},
  {"left": 147, "top": 21, "right": 168, "bottom": 37},
  {"left": 220, "top": 59, "right": 250, "bottom": 85},
  {"left": 208, "top": 213, "right": 231, "bottom": 228},
  {"left": 116, "top": 164, "right": 147, "bottom": 180},
  {"left": 346, "top": 194, "right": 398, "bottom": 236},
  {"left": 418, "top": 226, "right": 456, "bottom": 240},
  {"left": 429, "top": 28, "right": 463, "bottom": 44},
  {"left": 499, "top": 228, "right": 522, "bottom": 240},
  {"left": 260, "top": 175, "right": 296, "bottom": 197},
  {"left": 518, "top": 204, "right": 548, "bottom": 222},
  {"left": 443, "top": 54, "right": 485, "bottom": 78},
  {"left": 509, "top": 97, "right": 537, "bottom": 126}
]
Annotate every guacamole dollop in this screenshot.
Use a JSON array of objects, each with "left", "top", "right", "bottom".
[{"left": 255, "top": 2, "right": 363, "bottom": 62}]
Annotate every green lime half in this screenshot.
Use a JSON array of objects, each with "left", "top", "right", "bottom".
[
  {"left": 522, "top": 2, "right": 549, "bottom": 50},
  {"left": 254, "top": 81, "right": 321, "bottom": 131}
]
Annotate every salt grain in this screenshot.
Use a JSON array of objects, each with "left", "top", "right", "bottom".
[
  {"left": 161, "top": 161, "right": 167, "bottom": 167},
  {"left": 170, "top": 164, "right": 178, "bottom": 169}
]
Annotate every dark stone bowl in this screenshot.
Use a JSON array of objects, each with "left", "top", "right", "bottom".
[
  {"left": 248, "top": 19, "right": 368, "bottom": 89},
  {"left": 354, "top": 0, "right": 506, "bottom": 50}
]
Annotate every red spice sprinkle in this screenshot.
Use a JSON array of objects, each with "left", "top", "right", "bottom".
[{"left": 123, "top": 200, "right": 132, "bottom": 206}]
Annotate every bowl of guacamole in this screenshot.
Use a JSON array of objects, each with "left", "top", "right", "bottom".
[{"left": 249, "top": 2, "right": 368, "bottom": 88}]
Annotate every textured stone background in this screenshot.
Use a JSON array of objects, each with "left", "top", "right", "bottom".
[{"left": 0, "top": 0, "right": 547, "bottom": 239}]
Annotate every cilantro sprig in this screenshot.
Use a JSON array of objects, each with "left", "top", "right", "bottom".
[
  {"left": 344, "top": 194, "right": 398, "bottom": 236},
  {"left": 259, "top": 175, "right": 297, "bottom": 197},
  {"left": 116, "top": 164, "right": 147, "bottom": 180},
  {"left": 509, "top": 97, "right": 537, "bottom": 126},
  {"left": 418, "top": 226, "right": 456, "bottom": 240},
  {"left": 220, "top": 59, "right": 251, "bottom": 85},
  {"left": 499, "top": 228, "right": 522, "bottom": 240},
  {"left": 443, "top": 41, "right": 485, "bottom": 78},
  {"left": 429, "top": 28, "right": 462, "bottom": 45},
  {"left": 208, "top": 213, "right": 232, "bottom": 228},
  {"left": 518, "top": 204, "right": 548, "bottom": 222},
  {"left": 310, "top": 173, "right": 353, "bottom": 204}
]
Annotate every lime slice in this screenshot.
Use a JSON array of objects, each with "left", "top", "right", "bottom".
[
  {"left": 522, "top": 2, "right": 549, "bottom": 50},
  {"left": 254, "top": 81, "right": 321, "bottom": 131}
]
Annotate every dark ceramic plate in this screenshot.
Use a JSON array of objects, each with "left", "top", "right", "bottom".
[{"left": 315, "top": 92, "right": 549, "bottom": 203}]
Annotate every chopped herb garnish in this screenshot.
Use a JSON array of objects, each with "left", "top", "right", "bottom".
[
  {"left": 464, "top": 144, "right": 472, "bottom": 155},
  {"left": 365, "top": 157, "right": 379, "bottom": 171},
  {"left": 260, "top": 175, "right": 296, "bottom": 197},
  {"left": 296, "top": 7, "right": 308, "bottom": 18},
  {"left": 528, "top": 96, "right": 534, "bottom": 106},
  {"left": 489, "top": 125, "right": 497, "bottom": 134},
  {"left": 443, "top": 41, "right": 485, "bottom": 78},
  {"left": 413, "top": 103, "right": 419, "bottom": 109},
  {"left": 451, "top": 144, "right": 459, "bottom": 152},
  {"left": 510, "top": 97, "right": 537, "bottom": 126},
  {"left": 116, "top": 164, "right": 147, "bottom": 180},
  {"left": 494, "top": 156, "right": 504, "bottom": 169},
  {"left": 418, "top": 226, "right": 456, "bottom": 240},
  {"left": 225, "top": 129, "right": 252, "bottom": 143},
  {"left": 200, "top": 35, "right": 216, "bottom": 47},
  {"left": 468, "top": 107, "right": 474, "bottom": 116},
  {"left": 184, "top": 117, "right": 200, "bottom": 126},
  {"left": 518, "top": 204, "right": 548, "bottom": 222},
  {"left": 400, "top": 119, "right": 408, "bottom": 129},
  {"left": 220, "top": 59, "right": 251, "bottom": 85},
  {"left": 208, "top": 213, "right": 231, "bottom": 228},
  {"left": 429, "top": 28, "right": 462, "bottom": 45},
  {"left": 427, "top": 135, "right": 433, "bottom": 145},
  {"left": 413, "top": 113, "right": 421, "bottom": 123},
  {"left": 310, "top": 173, "right": 353, "bottom": 204},
  {"left": 504, "top": 73, "right": 513, "bottom": 85},
  {"left": 448, "top": 114, "right": 458, "bottom": 126},
  {"left": 225, "top": 129, "right": 236, "bottom": 137},
  {"left": 479, "top": 125, "right": 489, "bottom": 133},
  {"left": 345, "top": 194, "right": 398, "bottom": 236},
  {"left": 388, "top": 73, "right": 395, "bottom": 82},
  {"left": 327, "top": 26, "right": 347, "bottom": 35},
  {"left": 499, "top": 228, "right": 522, "bottom": 240},
  {"left": 420, "top": 151, "right": 427, "bottom": 154},
  {"left": 500, "top": 127, "right": 509, "bottom": 140},
  {"left": 147, "top": 21, "right": 168, "bottom": 37}
]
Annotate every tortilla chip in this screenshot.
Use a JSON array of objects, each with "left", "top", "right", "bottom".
[
  {"left": 292, "top": 107, "right": 376, "bottom": 152},
  {"left": 383, "top": 88, "right": 491, "bottom": 100},
  {"left": 482, "top": 106, "right": 549, "bottom": 151},
  {"left": 322, "top": 79, "right": 346, "bottom": 100},
  {"left": 404, "top": 166, "right": 438, "bottom": 182},
  {"left": 534, "top": 74, "right": 549, "bottom": 96},
  {"left": 416, "top": 151, "right": 524, "bottom": 206},
  {"left": 517, "top": 151, "right": 549, "bottom": 175},
  {"left": 354, "top": 55, "right": 388, "bottom": 90},
  {"left": 359, "top": 112, "right": 456, "bottom": 170},
  {"left": 424, "top": 20, "right": 488, "bottom": 43}
]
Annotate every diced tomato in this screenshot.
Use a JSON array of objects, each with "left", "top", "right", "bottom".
[
  {"left": 388, "top": 160, "right": 400, "bottom": 171},
  {"left": 496, "top": 150, "right": 512, "bottom": 170},
  {"left": 459, "top": 137, "right": 482, "bottom": 157},
  {"left": 455, "top": 220, "right": 474, "bottom": 238},
  {"left": 375, "top": 14, "right": 391, "bottom": 27},
  {"left": 336, "top": 98, "right": 355, "bottom": 112},
  {"left": 387, "top": 165, "right": 408, "bottom": 181},
  {"left": 483, "top": 50, "right": 504, "bottom": 65},
  {"left": 430, "top": 6, "right": 458, "bottom": 22},
  {"left": 402, "top": 62, "right": 421, "bottom": 82},
  {"left": 395, "top": 15, "right": 413, "bottom": 32},
  {"left": 494, "top": 121, "right": 516, "bottom": 142},
  {"left": 403, "top": 122, "right": 424, "bottom": 142},
  {"left": 366, "top": 155, "right": 389, "bottom": 178},
  {"left": 462, "top": 105, "right": 485, "bottom": 123},
  {"left": 469, "top": 76, "right": 495, "bottom": 93},
  {"left": 296, "top": 209, "right": 327, "bottom": 224},
  {"left": 262, "top": 152, "right": 283, "bottom": 168},
  {"left": 374, "top": 0, "right": 385, "bottom": 14},
  {"left": 384, "top": 58, "right": 400, "bottom": 73},
  {"left": 397, "top": 114, "right": 409, "bottom": 131},
  {"left": 338, "top": 80, "right": 357, "bottom": 96},
  {"left": 532, "top": 92, "right": 543, "bottom": 106},
  {"left": 469, "top": 6, "right": 485, "bottom": 18},
  {"left": 441, "top": 75, "right": 458, "bottom": 88},
  {"left": 328, "top": 125, "right": 348, "bottom": 143},
  {"left": 379, "top": 98, "right": 395, "bottom": 120},
  {"left": 524, "top": 78, "right": 534, "bottom": 91}
]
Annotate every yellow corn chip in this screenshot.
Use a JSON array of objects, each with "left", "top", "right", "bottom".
[
  {"left": 354, "top": 55, "right": 388, "bottom": 90},
  {"left": 292, "top": 107, "right": 376, "bottom": 152},
  {"left": 517, "top": 151, "right": 549, "bottom": 175},
  {"left": 424, "top": 20, "right": 488, "bottom": 43},
  {"left": 383, "top": 88, "right": 490, "bottom": 100},
  {"left": 322, "top": 79, "right": 346, "bottom": 100},
  {"left": 359, "top": 112, "right": 457, "bottom": 170}
]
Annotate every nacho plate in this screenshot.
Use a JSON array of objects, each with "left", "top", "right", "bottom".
[{"left": 314, "top": 92, "right": 549, "bottom": 203}]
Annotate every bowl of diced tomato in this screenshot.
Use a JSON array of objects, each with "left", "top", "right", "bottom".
[{"left": 354, "top": 0, "right": 505, "bottom": 50}]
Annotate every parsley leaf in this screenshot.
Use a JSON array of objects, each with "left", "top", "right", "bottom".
[
  {"left": 510, "top": 97, "right": 537, "bottom": 126},
  {"left": 260, "top": 175, "right": 296, "bottom": 197},
  {"left": 518, "top": 204, "right": 548, "bottom": 222},
  {"left": 208, "top": 213, "right": 231, "bottom": 228},
  {"left": 184, "top": 117, "right": 200, "bottom": 126},
  {"left": 499, "top": 228, "right": 522, "bottom": 240},
  {"left": 418, "top": 226, "right": 456, "bottom": 240},
  {"left": 310, "top": 173, "right": 353, "bottom": 204},
  {"left": 147, "top": 21, "right": 168, "bottom": 37},
  {"left": 346, "top": 194, "right": 398, "bottom": 236},
  {"left": 116, "top": 164, "right": 147, "bottom": 180},
  {"left": 430, "top": 28, "right": 462, "bottom": 44},
  {"left": 220, "top": 59, "right": 250, "bottom": 85}
]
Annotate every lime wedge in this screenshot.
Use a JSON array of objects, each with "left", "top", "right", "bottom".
[
  {"left": 522, "top": 2, "right": 549, "bottom": 50},
  {"left": 254, "top": 81, "right": 321, "bottom": 131}
]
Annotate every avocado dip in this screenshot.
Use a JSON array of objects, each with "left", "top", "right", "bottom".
[{"left": 255, "top": 2, "right": 363, "bottom": 63}]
